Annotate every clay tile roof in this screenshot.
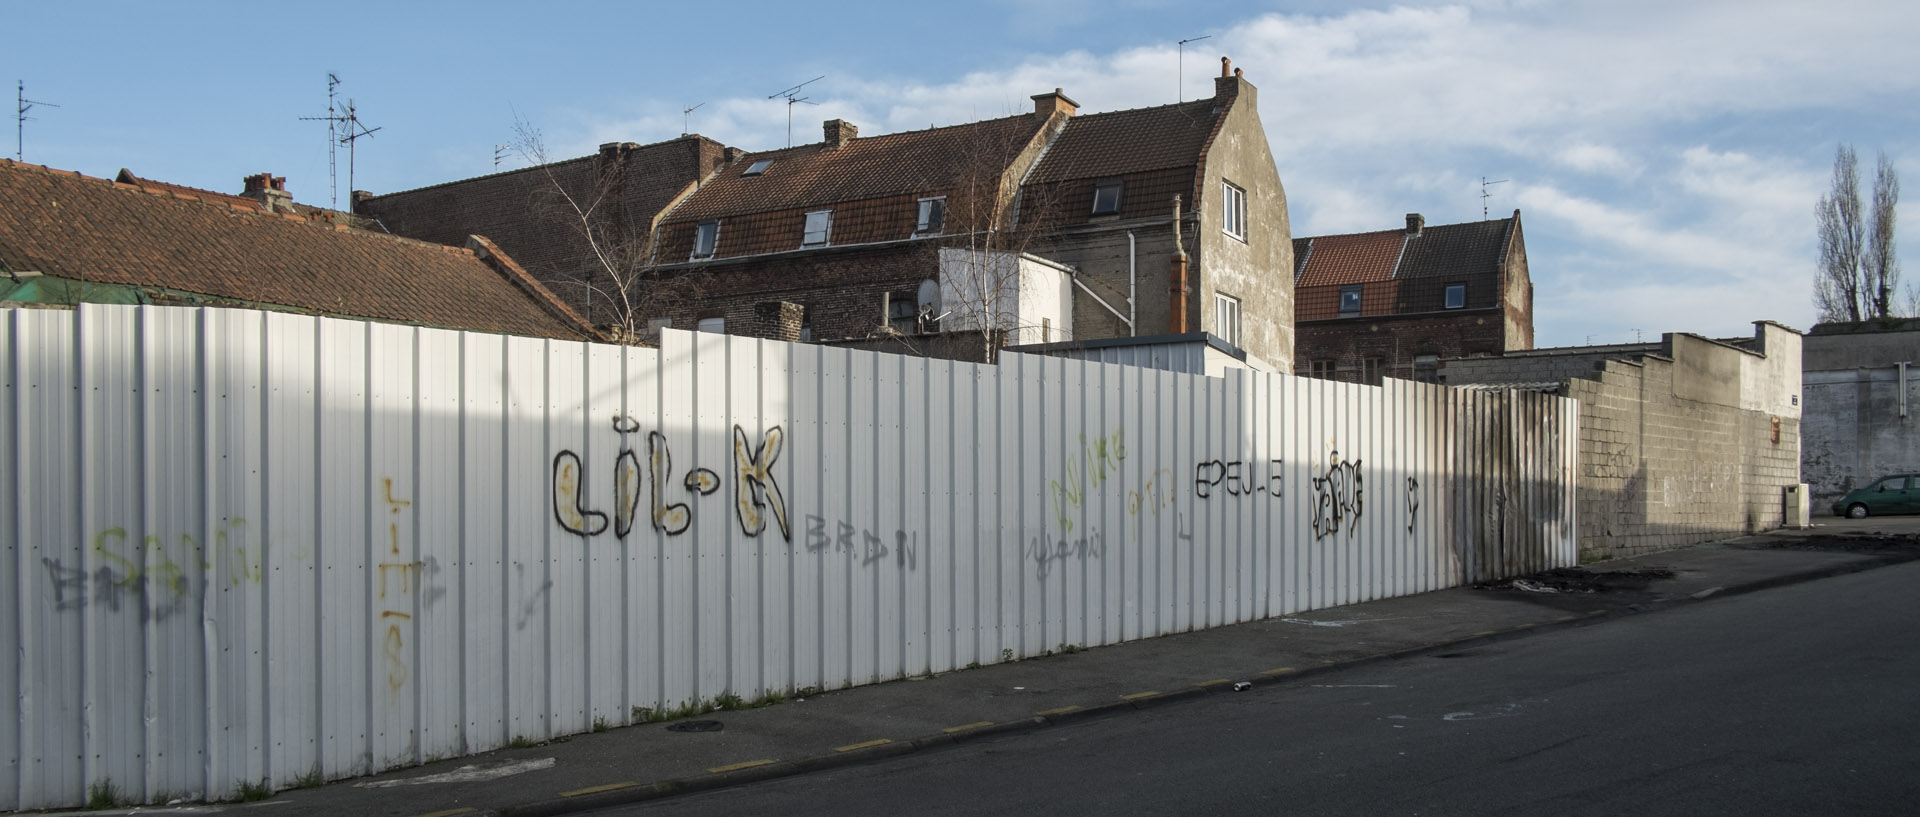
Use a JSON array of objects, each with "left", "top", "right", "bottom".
[
  {"left": 1026, "top": 98, "right": 1220, "bottom": 183},
  {"left": 1293, "top": 230, "right": 1405, "bottom": 286},
  {"left": 1294, "top": 215, "right": 1516, "bottom": 286},
  {"left": 670, "top": 114, "right": 1050, "bottom": 222},
  {"left": 114, "top": 168, "right": 263, "bottom": 211},
  {"left": 0, "top": 160, "right": 595, "bottom": 341}
]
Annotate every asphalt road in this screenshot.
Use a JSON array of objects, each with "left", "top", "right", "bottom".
[{"left": 596, "top": 560, "right": 1920, "bottom": 817}]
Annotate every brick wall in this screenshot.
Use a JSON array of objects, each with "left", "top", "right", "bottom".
[
  {"left": 652, "top": 242, "right": 941, "bottom": 344},
  {"left": 1298, "top": 310, "right": 1507, "bottom": 383}
]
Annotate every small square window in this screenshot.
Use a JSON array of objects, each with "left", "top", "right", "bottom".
[
  {"left": 802, "top": 210, "right": 833, "bottom": 247},
  {"left": 1444, "top": 283, "right": 1465, "bottom": 309},
  {"left": 1308, "top": 360, "right": 1334, "bottom": 379},
  {"left": 1091, "top": 180, "right": 1123, "bottom": 215},
  {"left": 1214, "top": 292, "right": 1242, "bottom": 346},
  {"left": 1222, "top": 181, "right": 1247, "bottom": 240},
  {"left": 916, "top": 197, "right": 946, "bottom": 235},
  {"left": 697, "top": 316, "right": 725, "bottom": 334},
  {"left": 1339, "top": 284, "right": 1363, "bottom": 314},
  {"left": 742, "top": 159, "right": 774, "bottom": 176},
  {"left": 691, "top": 221, "right": 719, "bottom": 260}
]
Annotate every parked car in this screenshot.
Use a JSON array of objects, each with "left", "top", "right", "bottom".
[{"left": 1832, "top": 474, "right": 1920, "bottom": 518}]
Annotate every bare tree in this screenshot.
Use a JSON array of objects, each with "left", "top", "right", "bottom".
[
  {"left": 1816, "top": 144, "right": 1903, "bottom": 323},
  {"left": 510, "top": 117, "right": 700, "bottom": 342}
]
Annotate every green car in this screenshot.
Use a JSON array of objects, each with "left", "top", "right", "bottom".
[{"left": 1832, "top": 474, "right": 1920, "bottom": 518}]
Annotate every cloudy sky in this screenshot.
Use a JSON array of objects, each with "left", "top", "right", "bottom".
[{"left": 8, "top": 0, "right": 1916, "bottom": 346}]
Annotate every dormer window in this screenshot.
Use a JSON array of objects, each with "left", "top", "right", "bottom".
[
  {"left": 1091, "top": 180, "right": 1124, "bottom": 215},
  {"left": 743, "top": 159, "right": 774, "bottom": 176},
  {"left": 1339, "top": 284, "right": 1362, "bottom": 314},
  {"left": 691, "top": 220, "right": 719, "bottom": 260},
  {"left": 916, "top": 197, "right": 946, "bottom": 236},
  {"left": 802, "top": 209, "right": 834, "bottom": 247},
  {"left": 1444, "top": 283, "right": 1466, "bottom": 309}
]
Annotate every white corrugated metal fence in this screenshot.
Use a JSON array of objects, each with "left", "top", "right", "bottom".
[{"left": 1, "top": 304, "right": 1576, "bottom": 809}]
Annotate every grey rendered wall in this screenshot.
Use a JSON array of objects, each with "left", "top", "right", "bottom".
[
  {"left": 1802, "top": 368, "right": 1919, "bottom": 504},
  {"left": 1196, "top": 75, "right": 1294, "bottom": 374}
]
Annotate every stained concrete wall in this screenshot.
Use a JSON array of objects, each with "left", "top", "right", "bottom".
[
  {"left": 1194, "top": 74, "right": 1294, "bottom": 373},
  {"left": 1801, "top": 320, "right": 1920, "bottom": 504},
  {"left": 1444, "top": 321, "right": 1803, "bottom": 560}
]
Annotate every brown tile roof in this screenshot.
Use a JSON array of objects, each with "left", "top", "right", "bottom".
[
  {"left": 669, "top": 114, "right": 1051, "bottom": 223},
  {"left": 1293, "top": 215, "right": 1516, "bottom": 286},
  {"left": 1025, "top": 98, "right": 1221, "bottom": 183},
  {"left": 114, "top": 168, "right": 264, "bottom": 211},
  {"left": 0, "top": 160, "right": 596, "bottom": 341}
]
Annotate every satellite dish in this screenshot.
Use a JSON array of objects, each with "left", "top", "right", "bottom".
[{"left": 916, "top": 278, "right": 941, "bottom": 313}]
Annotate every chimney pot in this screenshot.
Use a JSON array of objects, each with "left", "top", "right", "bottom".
[
  {"left": 824, "top": 119, "right": 858, "bottom": 148},
  {"left": 1406, "top": 213, "right": 1425, "bottom": 236},
  {"left": 1221, "top": 57, "right": 1231, "bottom": 77},
  {"left": 242, "top": 173, "right": 295, "bottom": 213},
  {"left": 1030, "top": 88, "right": 1079, "bottom": 118}
]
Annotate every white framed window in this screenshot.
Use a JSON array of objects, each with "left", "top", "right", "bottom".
[
  {"left": 916, "top": 196, "right": 946, "bottom": 235},
  {"left": 1214, "top": 292, "right": 1242, "bottom": 346},
  {"left": 691, "top": 220, "right": 719, "bottom": 260},
  {"left": 1339, "top": 284, "right": 1362, "bottom": 314},
  {"left": 696, "top": 316, "right": 725, "bottom": 334},
  {"left": 1222, "top": 181, "right": 1247, "bottom": 240},
  {"left": 1444, "top": 283, "right": 1465, "bottom": 309},
  {"left": 1091, "top": 180, "right": 1123, "bottom": 215},
  {"left": 802, "top": 209, "right": 833, "bottom": 247}
]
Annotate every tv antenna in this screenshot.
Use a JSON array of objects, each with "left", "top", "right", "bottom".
[
  {"left": 300, "top": 74, "right": 382, "bottom": 208},
  {"left": 1177, "top": 35, "right": 1211, "bottom": 102},
  {"left": 768, "top": 76, "right": 824, "bottom": 148},
  {"left": 1480, "top": 176, "right": 1509, "bottom": 220},
  {"left": 16, "top": 80, "right": 59, "bottom": 162},
  {"left": 494, "top": 144, "right": 511, "bottom": 169},
  {"left": 682, "top": 102, "right": 705, "bottom": 136}
]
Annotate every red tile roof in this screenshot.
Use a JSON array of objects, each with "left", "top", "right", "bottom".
[
  {"left": 1293, "top": 216, "right": 1516, "bottom": 285},
  {"left": 1293, "top": 229, "right": 1405, "bottom": 287},
  {"left": 113, "top": 168, "right": 266, "bottom": 211},
  {"left": 0, "top": 160, "right": 596, "bottom": 340}
]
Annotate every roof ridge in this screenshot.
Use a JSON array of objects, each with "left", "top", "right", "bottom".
[
  {"left": 734, "top": 110, "right": 1041, "bottom": 158},
  {"left": 365, "top": 133, "right": 717, "bottom": 200},
  {"left": 1068, "top": 96, "right": 1216, "bottom": 121}
]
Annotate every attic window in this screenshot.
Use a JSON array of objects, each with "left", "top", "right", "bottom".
[
  {"left": 1222, "top": 181, "right": 1247, "bottom": 240},
  {"left": 692, "top": 221, "right": 720, "bottom": 260},
  {"left": 1339, "top": 284, "right": 1362, "bottom": 315},
  {"left": 802, "top": 209, "right": 834, "bottom": 247},
  {"left": 916, "top": 197, "right": 946, "bottom": 236},
  {"left": 1444, "top": 283, "right": 1465, "bottom": 309},
  {"left": 1091, "top": 180, "right": 1124, "bottom": 216},
  {"left": 743, "top": 159, "right": 774, "bottom": 176}
]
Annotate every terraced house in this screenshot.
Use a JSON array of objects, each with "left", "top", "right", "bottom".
[
  {"left": 357, "top": 59, "right": 1294, "bottom": 370},
  {"left": 1293, "top": 211, "right": 1534, "bottom": 383}
]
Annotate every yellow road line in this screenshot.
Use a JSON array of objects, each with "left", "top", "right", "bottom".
[
  {"left": 1261, "top": 667, "right": 1297, "bottom": 676},
  {"left": 1035, "top": 705, "right": 1083, "bottom": 716},
  {"left": 559, "top": 781, "right": 638, "bottom": 797},
  {"left": 1121, "top": 691, "right": 1159, "bottom": 700},
  {"left": 835, "top": 738, "right": 893, "bottom": 752},
  {"left": 1196, "top": 678, "right": 1234, "bottom": 687},
  {"left": 708, "top": 759, "right": 776, "bottom": 773},
  {"left": 943, "top": 721, "right": 994, "bottom": 733}
]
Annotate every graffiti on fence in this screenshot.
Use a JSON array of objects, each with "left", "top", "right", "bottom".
[
  {"left": 804, "top": 515, "right": 920, "bottom": 570},
  {"left": 1193, "top": 458, "right": 1284, "bottom": 500},
  {"left": 378, "top": 477, "right": 416, "bottom": 699},
  {"left": 555, "top": 415, "right": 790, "bottom": 542},
  {"left": 1406, "top": 476, "right": 1420, "bottom": 534},
  {"left": 1028, "top": 529, "right": 1107, "bottom": 580},
  {"left": 42, "top": 518, "right": 262, "bottom": 621},
  {"left": 1309, "top": 450, "right": 1364, "bottom": 540},
  {"left": 1047, "top": 430, "right": 1128, "bottom": 533}
]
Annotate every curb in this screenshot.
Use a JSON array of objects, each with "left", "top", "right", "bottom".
[{"left": 453, "top": 551, "right": 1920, "bottom": 817}]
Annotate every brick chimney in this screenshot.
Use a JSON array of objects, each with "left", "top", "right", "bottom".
[
  {"left": 824, "top": 119, "right": 858, "bottom": 149},
  {"left": 1406, "top": 213, "right": 1425, "bottom": 236},
  {"left": 723, "top": 146, "right": 745, "bottom": 164},
  {"left": 241, "top": 173, "right": 295, "bottom": 213},
  {"left": 1031, "top": 88, "right": 1079, "bottom": 118},
  {"left": 1214, "top": 57, "right": 1244, "bottom": 101}
]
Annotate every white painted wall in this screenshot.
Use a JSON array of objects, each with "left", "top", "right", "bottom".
[{"left": 937, "top": 248, "right": 1072, "bottom": 345}]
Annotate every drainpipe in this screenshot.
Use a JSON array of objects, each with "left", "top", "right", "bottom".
[
  {"left": 1127, "top": 231, "right": 1137, "bottom": 337},
  {"left": 1900, "top": 361, "right": 1911, "bottom": 418},
  {"left": 1169, "top": 195, "right": 1188, "bottom": 334}
]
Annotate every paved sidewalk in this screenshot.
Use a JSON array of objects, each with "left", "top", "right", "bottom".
[{"left": 44, "top": 518, "right": 1920, "bottom": 817}]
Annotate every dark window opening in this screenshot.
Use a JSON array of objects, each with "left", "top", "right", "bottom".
[
  {"left": 1339, "top": 285, "right": 1362, "bottom": 314},
  {"left": 888, "top": 294, "right": 917, "bottom": 333},
  {"left": 916, "top": 197, "right": 946, "bottom": 235},
  {"left": 1091, "top": 180, "right": 1124, "bottom": 215},
  {"left": 1444, "top": 283, "right": 1465, "bottom": 309},
  {"left": 692, "top": 221, "right": 719, "bottom": 259}
]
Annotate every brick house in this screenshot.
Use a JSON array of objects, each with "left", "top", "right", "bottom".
[
  {"left": 0, "top": 160, "right": 597, "bottom": 342},
  {"left": 353, "top": 60, "right": 1294, "bottom": 369},
  {"left": 354, "top": 135, "right": 732, "bottom": 329},
  {"left": 1293, "top": 210, "right": 1532, "bottom": 383}
]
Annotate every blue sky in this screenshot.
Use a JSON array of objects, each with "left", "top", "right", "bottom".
[{"left": 9, "top": 0, "right": 1917, "bottom": 347}]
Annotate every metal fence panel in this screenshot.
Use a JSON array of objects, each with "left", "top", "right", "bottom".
[{"left": 2, "top": 304, "right": 1578, "bottom": 809}]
